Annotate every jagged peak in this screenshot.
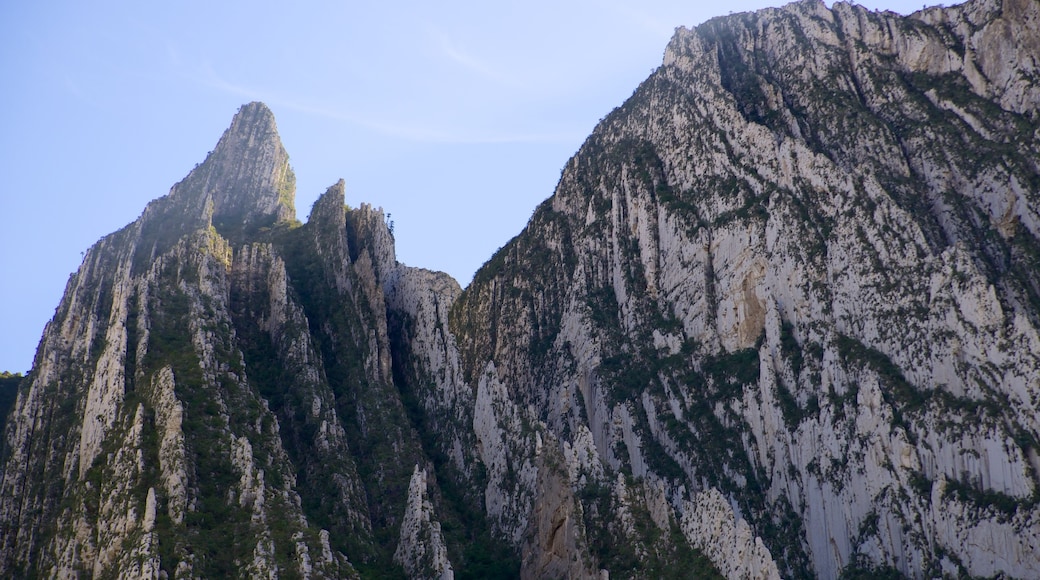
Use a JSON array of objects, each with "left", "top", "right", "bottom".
[
  {"left": 169, "top": 102, "right": 296, "bottom": 232},
  {"left": 308, "top": 179, "right": 347, "bottom": 225},
  {"left": 214, "top": 102, "right": 281, "bottom": 165}
]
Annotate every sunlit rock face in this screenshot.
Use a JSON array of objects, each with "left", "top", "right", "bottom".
[{"left": 2, "top": 0, "right": 1040, "bottom": 577}]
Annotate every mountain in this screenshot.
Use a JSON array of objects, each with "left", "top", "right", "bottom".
[{"left": 3, "top": 0, "right": 1040, "bottom": 577}]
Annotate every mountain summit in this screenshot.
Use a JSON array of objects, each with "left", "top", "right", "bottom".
[
  {"left": 2, "top": 0, "right": 1040, "bottom": 578},
  {"left": 184, "top": 101, "right": 296, "bottom": 227},
  {"left": 135, "top": 101, "right": 296, "bottom": 245}
]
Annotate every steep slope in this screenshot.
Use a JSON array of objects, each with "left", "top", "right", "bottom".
[
  {"left": 0, "top": 103, "right": 351, "bottom": 577},
  {"left": 0, "top": 103, "right": 488, "bottom": 578},
  {"left": 446, "top": 0, "right": 1040, "bottom": 578}
]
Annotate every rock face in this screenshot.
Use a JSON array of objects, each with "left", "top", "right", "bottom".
[
  {"left": 450, "top": 0, "right": 1040, "bottom": 577},
  {"left": 2, "top": 0, "right": 1040, "bottom": 577},
  {"left": 395, "top": 465, "right": 454, "bottom": 579}
]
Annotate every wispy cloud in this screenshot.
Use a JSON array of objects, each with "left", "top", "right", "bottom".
[
  {"left": 196, "top": 61, "right": 263, "bottom": 100},
  {"left": 285, "top": 99, "right": 584, "bottom": 144},
  {"left": 430, "top": 29, "right": 525, "bottom": 90},
  {"left": 610, "top": 6, "right": 682, "bottom": 38},
  {"left": 62, "top": 74, "right": 84, "bottom": 98},
  {"left": 188, "top": 63, "right": 580, "bottom": 145}
]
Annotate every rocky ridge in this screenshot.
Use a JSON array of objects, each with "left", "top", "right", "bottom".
[{"left": 2, "top": 0, "right": 1039, "bottom": 578}]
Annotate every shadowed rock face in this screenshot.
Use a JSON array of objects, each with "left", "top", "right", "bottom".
[
  {"left": 2, "top": 1, "right": 1040, "bottom": 578},
  {"left": 451, "top": 0, "right": 1040, "bottom": 577}
]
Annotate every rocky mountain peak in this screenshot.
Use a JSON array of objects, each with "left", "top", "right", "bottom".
[
  {"left": 308, "top": 179, "right": 347, "bottom": 226},
  {"left": 171, "top": 101, "right": 296, "bottom": 231}
]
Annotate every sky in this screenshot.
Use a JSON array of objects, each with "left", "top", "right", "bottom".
[{"left": 0, "top": 0, "right": 929, "bottom": 373}]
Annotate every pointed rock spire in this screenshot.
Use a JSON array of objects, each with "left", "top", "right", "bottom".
[{"left": 172, "top": 102, "right": 296, "bottom": 230}]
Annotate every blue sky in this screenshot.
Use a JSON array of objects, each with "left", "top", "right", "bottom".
[{"left": 0, "top": 0, "right": 926, "bottom": 373}]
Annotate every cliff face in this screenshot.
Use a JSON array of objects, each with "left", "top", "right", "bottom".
[
  {"left": 0, "top": 103, "right": 474, "bottom": 579},
  {"left": 2, "top": 0, "right": 1040, "bottom": 578},
  {"left": 450, "top": 0, "right": 1040, "bottom": 577}
]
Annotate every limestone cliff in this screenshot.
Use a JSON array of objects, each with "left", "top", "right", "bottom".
[
  {"left": 0, "top": 102, "right": 464, "bottom": 578},
  {"left": 2, "top": 0, "right": 1040, "bottom": 578},
  {"left": 448, "top": 0, "right": 1040, "bottom": 577}
]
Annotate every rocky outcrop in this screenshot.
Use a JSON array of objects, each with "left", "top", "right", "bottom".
[
  {"left": 681, "top": 488, "right": 781, "bottom": 580},
  {"left": 168, "top": 100, "right": 296, "bottom": 231},
  {"left": 395, "top": 465, "right": 454, "bottom": 579},
  {"left": 520, "top": 443, "right": 598, "bottom": 580}
]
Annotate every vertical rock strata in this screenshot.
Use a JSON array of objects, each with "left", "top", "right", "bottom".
[
  {"left": 1, "top": 0, "right": 1039, "bottom": 578},
  {"left": 0, "top": 103, "right": 361, "bottom": 578},
  {"left": 448, "top": 0, "right": 1040, "bottom": 577},
  {"left": 395, "top": 465, "right": 454, "bottom": 579}
]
